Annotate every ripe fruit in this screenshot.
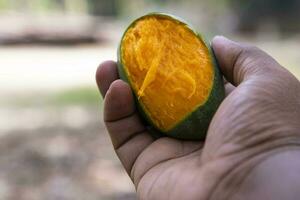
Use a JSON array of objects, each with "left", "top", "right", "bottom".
[{"left": 117, "top": 13, "right": 225, "bottom": 140}]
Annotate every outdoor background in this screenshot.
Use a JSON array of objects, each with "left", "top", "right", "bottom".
[{"left": 0, "top": 0, "right": 299, "bottom": 200}]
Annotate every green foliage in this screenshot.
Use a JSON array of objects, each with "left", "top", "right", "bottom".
[
  {"left": 51, "top": 86, "right": 102, "bottom": 106},
  {"left": 1, "top": 86, "right": 102, "bottom": 108},
  {"left": 0, "top": 0, "right": 89, "bottom": 13},
  {"left": 0, "top": 0, "right": 8, "bottom": 10}
]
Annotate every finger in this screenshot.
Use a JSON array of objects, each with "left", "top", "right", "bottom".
[
  {"left": 225, "top": 82, "right": 235, "bottom": 96},
  {"left": 96, "top": 60, "right": 119, "bottom": 97},
  {"left": 212, "top": 36, "right": 280, "bottom": 86},
  {"left": 223, "top": 77, "right": 229, "bottom": 85},
  {"left": 223, "top": 77, "right": 235, "bottom": 96},
  {"left": 104, "top": 80, "right": 154, "bottom": 174}
]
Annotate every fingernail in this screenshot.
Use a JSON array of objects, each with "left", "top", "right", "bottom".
[
  {"left": 212, "top": 35, "right": 239, "bottom": 48},
  {"left": 213, "top": 35, "right": 231, "bottom": 43}
]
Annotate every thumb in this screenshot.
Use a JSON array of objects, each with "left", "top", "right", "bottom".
[{"left": 212, "top": 36, "right": 280, "bottom": 86}]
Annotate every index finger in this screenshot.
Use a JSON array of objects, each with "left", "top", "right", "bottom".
[{"left": 96, "top": 61, "right": 154, "bottom": 175}]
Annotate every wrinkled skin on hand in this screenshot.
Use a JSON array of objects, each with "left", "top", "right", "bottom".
[{"left": 96, "top": 36, "right": 300, "bottom": 200}]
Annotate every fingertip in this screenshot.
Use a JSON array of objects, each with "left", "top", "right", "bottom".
[
  {"left": 96, "top": 60, "right": 119, "bottom": 97},
  {"left": 212, "top": 36, "right": 227, "bottom": 48},
  {"left": 212, "top": 36, "right": 239, "bottom": 53},
  {"left": 96, "top": 60, "right": 117, "bottom": 81},
  {"left": 225, "top": 82, "right": 235, "bottom": 97},
  {"left": 212, "top": 35, "right": 227, "bottom": 45},
  {"left": 104, "top": 79, "right": 135, "bottom": 122},
  {"left": 107, "top": 79, "right": 131, "bottom": 96},
  {"left": 212, "top": 36, "right": 244, "bottom": 85}
]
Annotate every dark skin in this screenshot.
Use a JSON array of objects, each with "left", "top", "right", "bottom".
[{"left": 96, "top": 36, "right": 300, "bottom": 200}]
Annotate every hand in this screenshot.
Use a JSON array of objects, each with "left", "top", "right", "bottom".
[{"left": 96, "top": 36, "right": 300, "bottom": 200}]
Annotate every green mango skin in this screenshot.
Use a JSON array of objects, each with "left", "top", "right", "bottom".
[{"left": 117, "top": 13, "right": 225, "bottom": 140}]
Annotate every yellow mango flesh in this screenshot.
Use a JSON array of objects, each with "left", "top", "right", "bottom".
[{"left": 121, "top": 16, "right": 214, "bottom": 131}]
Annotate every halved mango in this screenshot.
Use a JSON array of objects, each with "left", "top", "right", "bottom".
[{"left": 118, "top": 13, "right": 224, "bottom": 140}]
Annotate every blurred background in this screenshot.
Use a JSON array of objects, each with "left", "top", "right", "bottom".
[{"left": 0, "top": 0, "right": 299, "bottom": 199}]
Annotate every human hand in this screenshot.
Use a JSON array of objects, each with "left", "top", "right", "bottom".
[{"left": 96, "top": 36, "right": 300, "bottom": 200}]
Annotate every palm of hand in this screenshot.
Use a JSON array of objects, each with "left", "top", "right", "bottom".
[{"left": 96, "top": 37, "right": 300, "bottom": 200}]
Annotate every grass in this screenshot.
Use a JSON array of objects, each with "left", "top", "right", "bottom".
[
  {"left": 51, "top": 86, "right": 102, "bottom": 106},
  {"left": 1, "top": 86, "right": 103, "bottom": 108}
]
